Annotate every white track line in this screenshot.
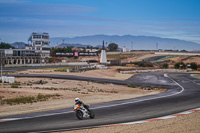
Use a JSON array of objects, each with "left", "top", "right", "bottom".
[
  {"left": 0, "top": 73, "right": 184, "bottom": 122},
  {"left": 190, "top": 74, "right": 200, "bottom": 85},
  {"left": 92, "top": 73, "right": 184, "bottom": 109}
]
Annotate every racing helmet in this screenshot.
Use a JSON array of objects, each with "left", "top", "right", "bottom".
[{"left": 75, "top": 97, "right": 80, "bottom": 103}]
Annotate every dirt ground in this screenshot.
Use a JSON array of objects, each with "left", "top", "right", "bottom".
[
  {"left": 65, "top": 111, "right": 200, "bottom": 133},
  {"left": 182, "top": 56, "right": 200, "bottom": 64},
  {"left": 0, "top": 77, "right": 163, "bottom": 117}
]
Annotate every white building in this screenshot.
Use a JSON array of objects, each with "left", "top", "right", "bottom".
[
  {"left": 123, "top": 46, "right": 127, "bottom": 52},
  {"left": 0, "top": 49, "right": 42, "bottom": 65},
  {"left": 28, "top": 32, "right": 50, "bottom": 57},
  {"left": 122, "top": 46, "right": 130, "bottom": 52}
]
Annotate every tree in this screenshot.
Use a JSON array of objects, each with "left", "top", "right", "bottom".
[
  {"left": 107, "top": 43, "right": 118, "bottom": 51},
  {"left": 0, "top": 42, "right": 15, "bottom": 49},
  {"left": 174, "top": 62, "right": 186, "bottom": 69},
  {"left": 189, "top": 62, "right": 198, "bottom": 70},
  {"left": 50, "top": 47, "right": 72, "bottom": 56}
]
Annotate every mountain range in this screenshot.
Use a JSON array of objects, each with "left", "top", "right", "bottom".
[
  {"left": 11, "top": 35, "right": 200, "bottom": 51},
  {"left": 11, "top": 42, "right": 28, "bottom": 49},
  {"left": 50, "top": 35, "right": 200, "bottom": 51}
]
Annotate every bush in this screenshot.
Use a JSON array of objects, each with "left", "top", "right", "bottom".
[
  {"left": 1, "top": 96, "right": 36, "bottom": 105},
  {"left": 11, "top": 85, "right": 19, "bottom": 88},
  {"left": 162, "top": 63, "right": 169, "bottom": 69},
  {"left": 134, "top": 62, "right": 153, "bottom": 67},
  {"left": 48, "top": 58, "right": 54, "bottom": 63},
  {"left": 190, "top": 62, "right": 198, "bottom": 70},
  {"left": 1, "top": 93, "right": 61, "bottom": 105},
  {"left": 127, "top": 84, "right": 137, "bottom": 88},
  {"left": 174, "top": 62, "right": 186, "bottom": 69}
]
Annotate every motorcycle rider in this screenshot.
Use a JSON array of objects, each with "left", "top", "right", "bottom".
[{"left": 74, "top": 97, "right": 89, "bottom": 111}]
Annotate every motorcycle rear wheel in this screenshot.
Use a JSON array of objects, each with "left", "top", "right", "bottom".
[{"left": 89, "top": 110, "right": 95, "bottom": 119}]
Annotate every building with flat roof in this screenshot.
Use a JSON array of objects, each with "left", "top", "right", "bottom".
[
  {"left": 0, "top": 49, "right": 43, "bottom": 65},
  {"left": 28, "top": 32, "right": 50, "bottom": 57}
]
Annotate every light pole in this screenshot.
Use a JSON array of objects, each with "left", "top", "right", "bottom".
[
  {"left": 61, "top": 39, "right": 65, "bottom": 46},
  {"left": 131, "top": 41, "right": 133, "bottom": 51},
  {"left": 0, "top": 38, "right": 1, "bottom": 81},
  {"left": 156, "top": 42, "right": 158, "bottom": 51},
  {"left": 1, "top": 50, "right": 3, "bottom": 84}
]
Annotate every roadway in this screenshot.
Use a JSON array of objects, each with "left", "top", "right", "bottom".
[{"left": 0, "top": 73, "right": 200, "bottom": 133}]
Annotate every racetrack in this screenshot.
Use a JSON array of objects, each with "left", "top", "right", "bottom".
[{"left": 0, "top": 73, "right": 200, "bottom": 133}]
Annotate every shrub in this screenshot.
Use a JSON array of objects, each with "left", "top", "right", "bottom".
[
  {"left": 48, "top": 58, "right": 54, "bottom": 63},
  {"left": 127, "top": 84, "right": 137, "bottom": 88},
  {"left": 134, "top": 62, "right": 153, "bottom": 67},
  {"left": 174, "top": 62, "right": 186, "bottom": 69},
  {"left": 190, "top": 62, "right": 198, "bottom": 70},
  {"left": 1, "top": 96, "right": 36, "bottom": 105},
  {"left": 1, "top": 94, "right": 61, "bottom": 105},
  {"left": 162, "top": 63, "right": 169, "bottom": 69},
  {"left": 11, "top": 85, "right": 18, "bottom": 88}
]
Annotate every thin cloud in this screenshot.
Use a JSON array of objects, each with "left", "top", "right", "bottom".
[
  {"left": 0, "top": 0, "right": 26, "bottom": 3},
  {"left": 0, "top": 3, "right": 97, "bottom": 18}
]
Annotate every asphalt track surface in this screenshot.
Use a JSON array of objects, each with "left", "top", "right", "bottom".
[{"left": 0, "top": 72, "right": 200, "bottom": 133}]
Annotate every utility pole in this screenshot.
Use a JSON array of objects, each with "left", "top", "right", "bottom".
[
  {"left": 131, "top": 41, "right": 133, "bottom": 51},
  {"left": 0, "top": 38, "right": 1, "bottom": 79},
  {"left": 156, "top": 42, "right": 158, "bottom": 51},
  {"left": 1, "top": 51, "right": 3, "bottom": 86},
  {"left": 0, "top": 38, "right": 1, "bottom": 75},
  {"left": 62, "top": 39, "right": 65, "bottom": 45},
  {"left": 1, "top": 51, "right": 2, "bottom": 77}
]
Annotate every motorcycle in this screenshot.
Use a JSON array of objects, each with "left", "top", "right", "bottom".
[{"left": 73, "top": 104, "right": 95, "bottom": 120}]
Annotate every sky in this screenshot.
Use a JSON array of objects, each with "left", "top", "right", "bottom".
[{"left": 0, "top": 0, "right": 200, "bottom": 44}]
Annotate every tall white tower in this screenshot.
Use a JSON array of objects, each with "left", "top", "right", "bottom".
[
  {"left": 28, "top": 32, "right": 50, "bottom": 57},
  {"left": 100, "top": 40, "right": 107, "bottom": 64}
]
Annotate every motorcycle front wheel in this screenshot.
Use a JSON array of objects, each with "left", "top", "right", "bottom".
[{"left": 76, "top": 110, "right": 83, "bottom": 120}]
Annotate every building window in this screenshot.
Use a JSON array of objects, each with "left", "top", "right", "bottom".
[
  {"left": 42, "top": 47, "right": 50, "bottom": 50},
  {"left": 33, "top": 35, "right": 42, "bottom": 39},
  {"left": 35, "top": 41, "right": 41, "bottom": 44},
  {"left": 42, "top": 35, "right": 49, "bottom": 39},
  {"left": 43, "top": 42, "right": 49, "bottom": 45}
]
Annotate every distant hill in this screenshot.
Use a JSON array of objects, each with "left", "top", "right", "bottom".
[
  {"left": 11, "top": 42, "right": 29, "bottom": 49},
  {"left": 50, "top": 35, "right": 200, "bottom": 51},
  {"left": 58, "top": 43, "right": 92, "bottom": 48}
]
